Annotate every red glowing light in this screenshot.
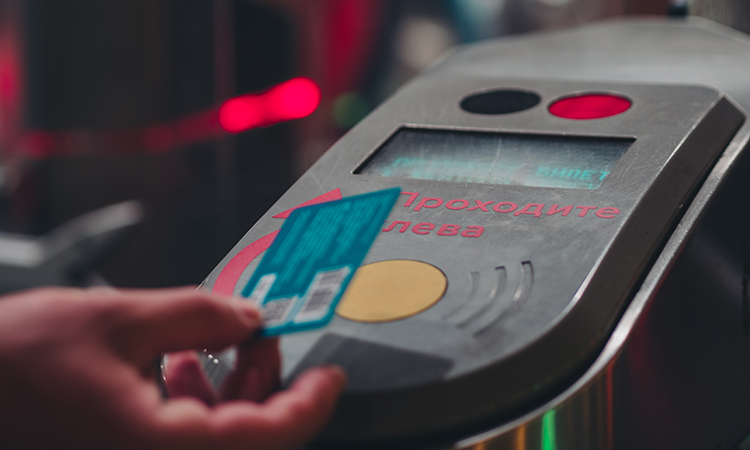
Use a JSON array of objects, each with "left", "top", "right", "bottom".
[
  {"left": 0, "top": 66, "right": 16, "bottom": 103},
  {"left": 549, "top": 94, "right": 631, "bottom": 120},
  {"left": 219, "top": 97, "right": 264, "bottom": 133},
  {"left": 17, "top": 80, "right": 320, "bottom": 159},
  {"left": 143, "top": 126, "right": 174, "bottom": 153},
  {"left": 273, "top": 77, "right": 321, "bottom": 119},
  {"left": 0, "top": 31, "right": 20, "bottom": 108},
  {"left": 219, "top": 77, "right": 321, "bottom": 133},
  {"left": 22, "top": 132, "right": 56, "bottom": 159}
]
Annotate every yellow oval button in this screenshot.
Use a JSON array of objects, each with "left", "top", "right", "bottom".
[{"left": 336, "top": 259, "right": 447, "bottom": 323}]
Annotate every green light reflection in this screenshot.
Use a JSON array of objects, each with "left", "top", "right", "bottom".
[{"left": 542, "top": 409, "right": 557, "bottom": 450}]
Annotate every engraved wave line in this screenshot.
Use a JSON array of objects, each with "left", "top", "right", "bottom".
[{"left": 474, "top": 261, "right": 533, "bottom": 337}]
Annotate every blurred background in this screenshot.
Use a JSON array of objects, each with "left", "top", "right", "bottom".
[{"left": 0, "top": 0, "right": 747, "bottom": 289}]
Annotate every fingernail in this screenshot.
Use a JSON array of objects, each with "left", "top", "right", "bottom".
[
  {"left": 322, "top": 364, "right": 348, "bottom": 387},
  {"left": 234, "top": 300, "right": 261, "bottom": 325}
]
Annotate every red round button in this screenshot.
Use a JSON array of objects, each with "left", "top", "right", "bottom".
[{"left": 549, "top": 93, "right": 631, "bottom": 120}]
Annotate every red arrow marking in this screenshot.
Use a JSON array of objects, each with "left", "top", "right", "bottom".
[
  {"left": 212, "top": 230, "right": 280, "bottom": 296},
  {"left": 272, "top": 188, "right": 342, "bottom": 219}
]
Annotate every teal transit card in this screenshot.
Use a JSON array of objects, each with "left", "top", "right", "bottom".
[{"left": 242, "top": 187, "right": 401, "bottom": 336}]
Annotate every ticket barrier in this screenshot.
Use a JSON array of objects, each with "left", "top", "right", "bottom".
[{"left": 199, "top": 19, "right": 750, "bottom": 449}]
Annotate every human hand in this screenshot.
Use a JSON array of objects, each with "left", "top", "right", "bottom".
[{"left": 0, "top": 287, "right": 346, "bottom": 450}]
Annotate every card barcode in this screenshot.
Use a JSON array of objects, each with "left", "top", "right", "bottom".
[
  {"left": 294, "top": 267, "right": 351, "bottom": 322},
  {"left": 261, "top": 296, "right": 297, "bottom": 324},
  {"left": 299, "top": 287, "right": 336, "bottom": 316},
  {"left": 316, "top": 270, "right": 346, "bottom": 286}
]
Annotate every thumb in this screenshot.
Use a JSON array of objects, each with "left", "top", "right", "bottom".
[{"left": 105, "top": 287, "right": 262, "bottom": 365}]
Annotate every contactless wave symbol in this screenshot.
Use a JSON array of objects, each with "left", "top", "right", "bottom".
[{"left": 442, "top": 261, "right": 534, "bottom": 337}]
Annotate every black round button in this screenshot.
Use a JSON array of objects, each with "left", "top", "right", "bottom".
[{"left": 460, "top": 89, "right": 541, "bottom": 115}]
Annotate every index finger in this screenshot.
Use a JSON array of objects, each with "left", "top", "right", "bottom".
[{"left": 104, "top": 287, "right": 261, "bottom": 365}]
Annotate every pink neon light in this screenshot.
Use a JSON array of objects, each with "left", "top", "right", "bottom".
[
  {"left": 18, "top": 79, "right": 321, "bottom": 158},
  {"left": 219, "top": 77, "right": 321, "bottom": 133}
]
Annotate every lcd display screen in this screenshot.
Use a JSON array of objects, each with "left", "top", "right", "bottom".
[{"left": 356, "top": 129, "right": 633, "bottom": 190}]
